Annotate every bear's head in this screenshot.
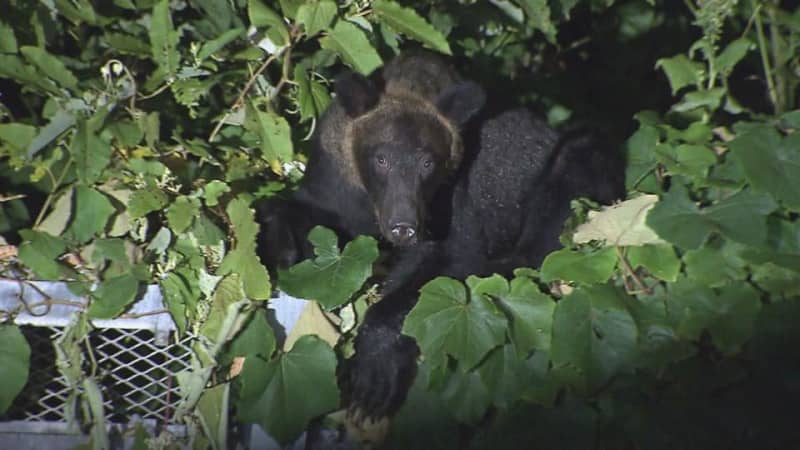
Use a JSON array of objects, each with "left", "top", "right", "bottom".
[{"left": 337, "top": 72, "right": 485, "bottom": 246}]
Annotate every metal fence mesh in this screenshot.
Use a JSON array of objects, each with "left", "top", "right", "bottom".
[{"left": 1, "top": 325, "right": 192, "bottom": 425}]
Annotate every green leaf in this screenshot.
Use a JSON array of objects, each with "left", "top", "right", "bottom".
[
  {"left": 655, "top": 54, "right": 703, "bottom": 95},
  {"left": 373, "top": 0, "right": 451, "bottom": 54},
  {"left": 226, "top": 309, "right": 277, "bottom": 360},
  {"left": 88, "top": 274, "right": 140, "bottom": 319},
  {"left": 402, "top": 276, "right": 507, "bottom": 369},
  {"left": 244, "top": 102, "right": 294, "bottom": 167},
  {"left": 672, "top": 87, "right": 725, "bottom": 112},
  {"left": 550, "top": 284, "right": 637, "bottom": 393},
  {"left": 0, "top": 123, "right": 37, "bottom": 156},
  {"left": 248, "top": 0, "right": 289, "bottom": 47},
  {"left": 0, "top": 325, "right": 31, "bottom": 415},
  {"left": 516, "top": 0, "right": 557, "bottom": 43},
  {"left": 128, "top": 187, "right": 169, "bottom": 218},
  {"left": 489, "top": 275, "right": 555, "bottom": 354},
  {"left": 92, "top": 238, "right": 131, "bottom": 269},
  {"left": 238, "top": 335, "right": 339, "bottom": 444},
  {"left": 200, "top": 274, "right": 247, "bottom": 342},
  {"left": 218, "top": 198, "right": 271, "bottom": 300},
  {"left": 0, "top": 55, "right": 60, "bottom": 95},
  {"left": 627, "top": 244, "right": 680, "bottom": 282},
  {"left": 278, "top": 226, "right": 378, "bottom": 309},
  {"left": 160, "top": 272, "right": 198, "bottom": 335},
  {"left": 625, "top": 124, "right": 661, "bottom": 192},
  {"left": 0, "top": 22, "right": 18, "bottom": 53},
  {"left": 294, "top": 65, "right": 331, "bottom": 122},
  {"left": 20, "top": 46, "right": 79, "bottom": 92},
  {"left": 70, "top": 119, "right": 112, "bottom": 185},
  {"left": 29, "top": 108, "right": 77, "bottom": 158},
  {"left": 479, "top": 344, "right": 556, "bottom": 409},
  {"left": 296, "top": 0, "right": 336, "bottom": 37},
  {"left": 319, "top": 20, "right": 382, "bottom": 75},
  {"left": 203, "top": 180, "right": 230, "bottom": 207},
  {"left": 683, "top": 243, "right": 747, "bottom": 286},
  {"left": 17, "top": 230, "right": 68, "bottom": 279},
  {"left": 658, "top": 144, "right": 717, "bottom": 179},
  {"left": 730, "top": 126, "right": 800, "bottom": 212},
  {"left": 439, "top": 366, "right": 491, "bottom": 424},
  {"left": 197, "top": 27, "right": 244, "bottom": 62},
  {"left": 702, "top": 189, "right": 778, "bottom": 246},
  {"left": 104, "top": 32, "right": 151, "bottom": 57},
  {"left": 646, "top": 184, "right": 708, "bottom": 249},
  {"left": 540, "top": 247, "right": 617, "bottom": 284},
  {"left": 149, "top": 0, "right": 180, "bottom": 76},
  {"left": 670, "top": 279, "right": 761, "bottom": 354},
  {"left": 65, "top": 186, "right": 115, "bottom": 244},
  {"left": 716, "top": 38, "right": 752, "bottom": 75},
  {"left": 166, "top": 196, "right": 201, "bottom": 234}
]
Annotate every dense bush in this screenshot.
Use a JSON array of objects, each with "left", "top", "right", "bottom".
[{"left": 0, "top": 0, "right": 798, "bottom": 448}]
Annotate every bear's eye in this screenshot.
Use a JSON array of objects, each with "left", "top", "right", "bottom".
[
  {"left": 376, "top": 155, "right": 388, "bottom": 167},
  {"left": 423, "top": 159, "right": 432, "bottom": 169}
]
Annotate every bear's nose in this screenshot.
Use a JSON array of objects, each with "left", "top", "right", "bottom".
[{"left": 390, "top": 223, "right": 417, "bottom": 245}]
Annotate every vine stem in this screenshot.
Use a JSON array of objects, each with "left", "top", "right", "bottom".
[
  {"left": 208, "top": 44, "right": 295, "bottom": 143},
  {"left": 752, "top": 0, "right": 780, "bottom": 114}
]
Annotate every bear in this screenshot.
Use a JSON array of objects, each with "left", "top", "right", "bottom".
[{"left": 256, "top": 51, "right": 625, "bottom": 431}]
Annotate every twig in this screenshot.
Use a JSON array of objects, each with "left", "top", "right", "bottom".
[
  {"left": 207, "top": 52, "right": 280, "bottom": 142},
  {"left": 616, "top": 247, "right": 651, "bottom": 295}
]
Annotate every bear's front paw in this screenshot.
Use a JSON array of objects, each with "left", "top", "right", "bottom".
[{"left": 338, "top": 326, "right": 419, "bottom": 423}]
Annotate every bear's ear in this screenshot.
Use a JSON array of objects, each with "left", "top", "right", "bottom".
[
  {"left": 335, "top": 72, "right": 380, "bottom": 117},
  {"left": 434, "top": 81, "right": 486, "bottom": 128}
]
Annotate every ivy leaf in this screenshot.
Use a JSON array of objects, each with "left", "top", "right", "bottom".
[
  {"left": 294, "top": 65, "right": 331, "bottom": 122},
  {"left": 683, "top": 243, "right": 747, "bottom": 287},
  {"left": 128, "top": 187, "right": 169, "bottom": 218},
  {"left": 160, "top": 271, "right": 198, "bottom": 336},
  {"left": 319, "top": 20, "right": 382, "bottom": 75},
  {"left": 550, "top": 284, "right": 638, "bottom": 393},
  {"left": 670, "top": 279, "right": 761, "bottom": 354},
  {"left": 730, "top": 126, "right": 800, "bottom": 212},
  {"left": 646, "top": 184, "right": 709, "bottom": 248},
  {"left": 702, "top": 189, "right": 778, "bottom": 246},
  {"left": 655, "top": 54, "right": 703, "bottom": 94},
  {"left": 244, "top": 101, "right": 294, "bottom": 168},
  {"left": 238, "top": 335, "right": 339, "bottom": 444},
  {"left": 372, "top": 0, "right": 451, "bottom": 54},
  {"left": 226, "top": 309, "right": 277, "bottom": 361},
  {"left": 402, "top": 276, "right": 507, "bottom": 369},
  {"left": 439, "top": 366, "right": 491, "bottom": 424},
  {"left": 278, "top": 226, "right": 378, "bottom": 309},
  {"left": 203, "top": 180, "right": 231, "bottom": 207},
  {"left": 65, "top": 186, "right": 115, "bottom": 244},
  {"left": 296, "top": 0, "right": 336, "bottom": 37},
  {"left": 20, "top": 46, "right": 79, "bottom": 92},
  {"left": 166, "top": 196, "right": 201, "bottom": 234},
  {"left": 218, "top": 198, "right": 271, "bottom": 300},
  {"left": 573, "top": 195, "right": 667, "bottom": 246},
  {"left": 479, "top": 344, "right": 553, "bottom": 409},
  {"left": 540, "top": 247, "right": 617, "bottom": 284},
  {"left": 17, "top": 230, "right": 68, "bottom": 279},
  {"left": 0, "top": 325, "right": 31, "bottom": 415},
  {"left": 149, "top": 0, "right": 180, "bottom": 76},
  {"left": 627, "top": 244, "right": 680, "bottom": 282},
  {"left": 88, "top": 273, "right": 140, "bottom": 319},
  {"left": 477, "top": 275, "right": 555, "bottom": 355}
]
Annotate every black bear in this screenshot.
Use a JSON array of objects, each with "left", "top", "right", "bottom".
[{"left": 257, "top": 51, "right": 624, "bottom": 432}]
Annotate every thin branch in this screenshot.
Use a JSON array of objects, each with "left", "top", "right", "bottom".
[{"left": 752, "top": 0, "right": 780, "bottom": 114}]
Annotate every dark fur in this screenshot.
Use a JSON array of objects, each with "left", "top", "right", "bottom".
[{"left": 256, "top": 52, "right": 625, "bottom": 428}]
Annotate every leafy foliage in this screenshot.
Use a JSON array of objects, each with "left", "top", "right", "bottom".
[{"left": 0, "top": 0, "right": 798, "bottom": 448}]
